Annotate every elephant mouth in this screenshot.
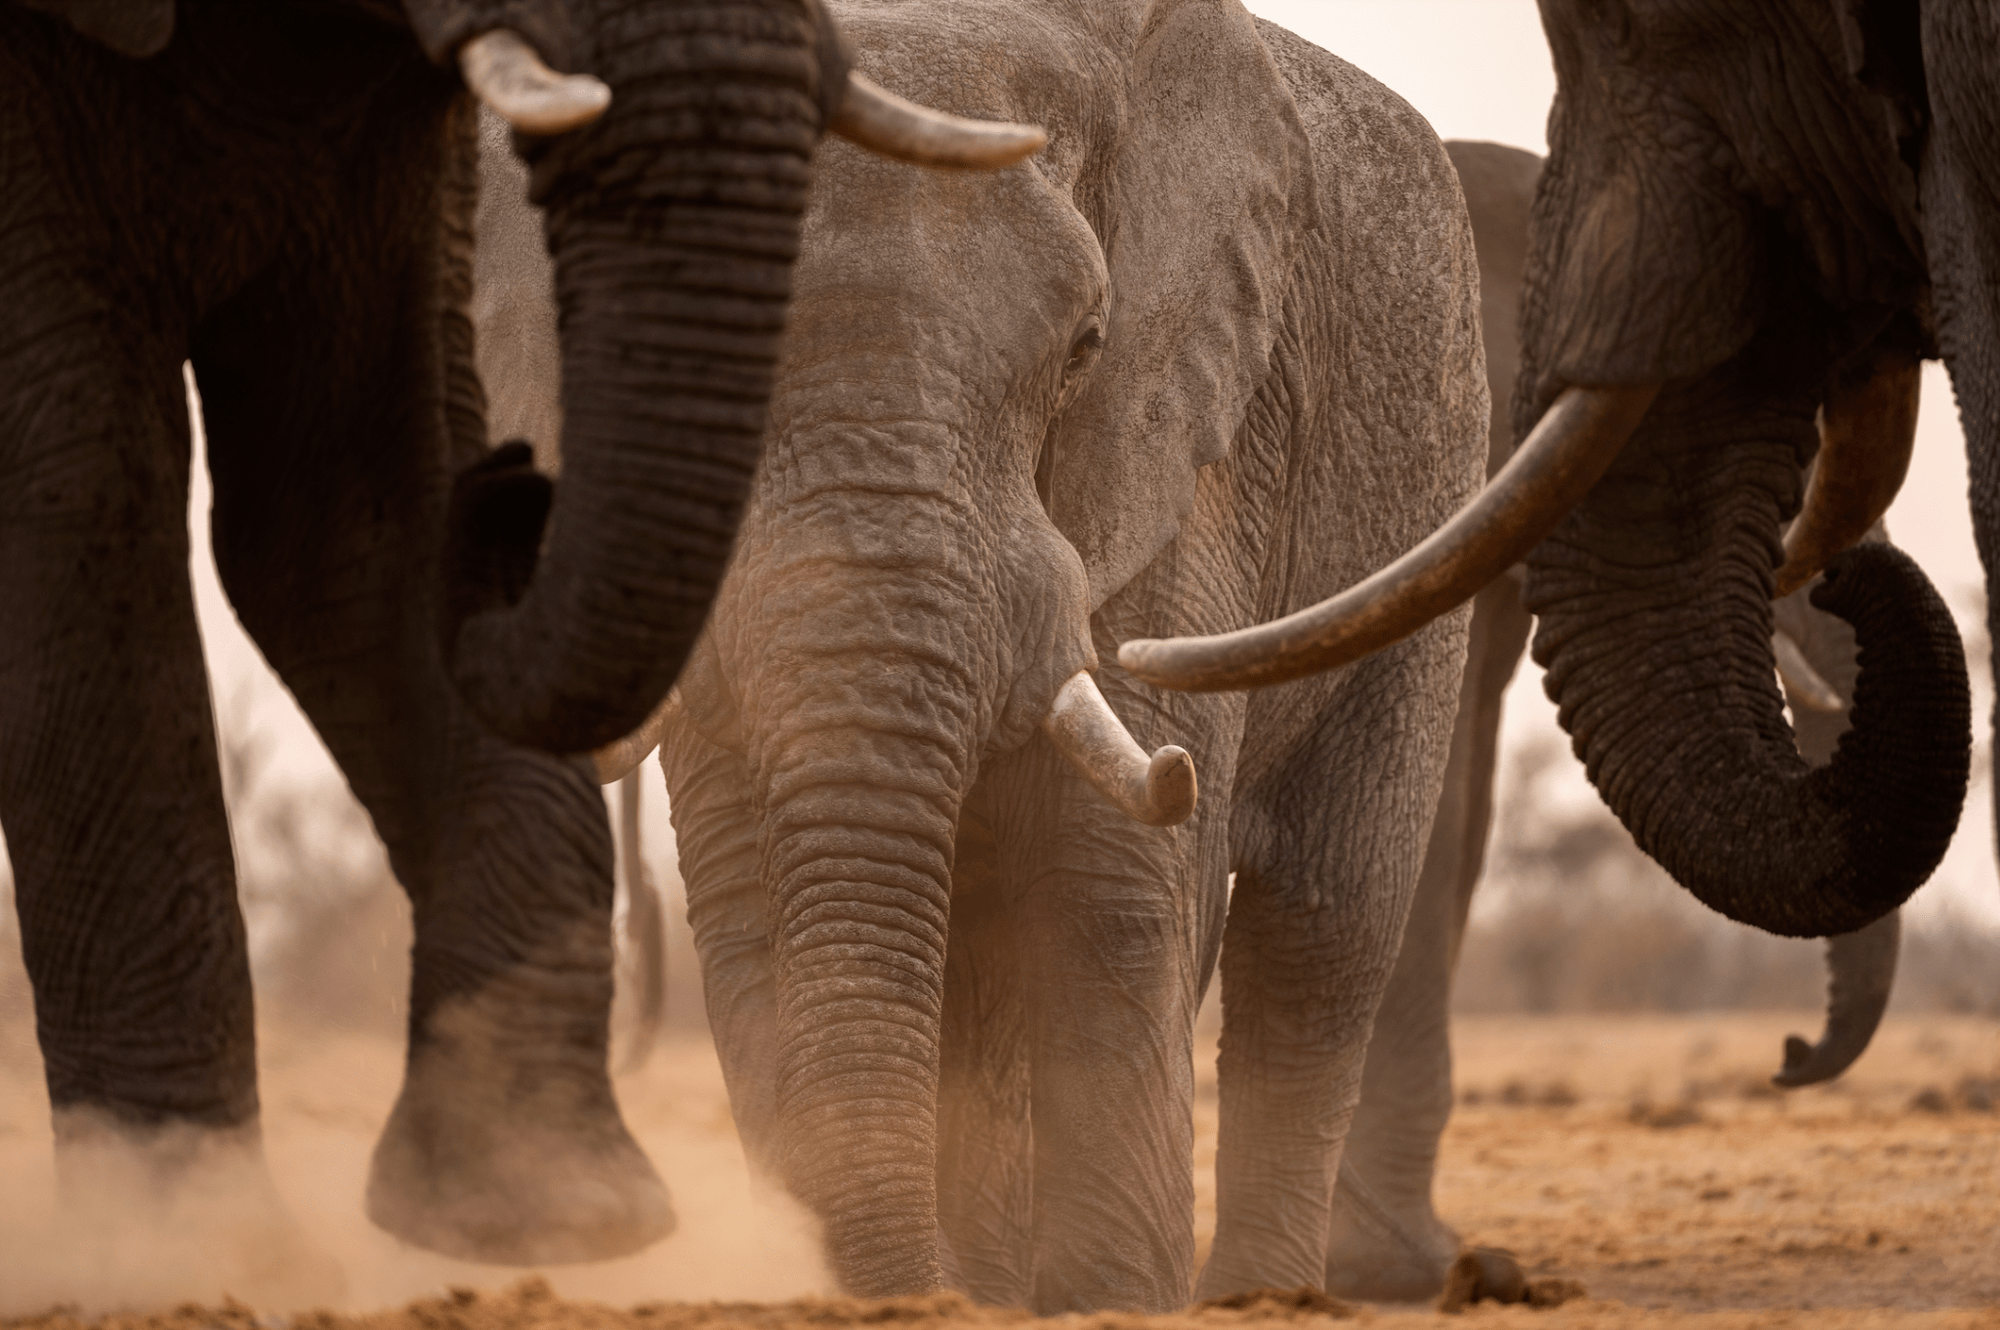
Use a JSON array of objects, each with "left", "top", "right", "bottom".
[{"left": 1118, "top": 352, "right": 1922, "bottom": 691}]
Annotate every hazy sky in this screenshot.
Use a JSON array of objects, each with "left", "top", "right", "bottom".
[{"left": 183, "top": 3, "right": 1996, "bottom": 925}]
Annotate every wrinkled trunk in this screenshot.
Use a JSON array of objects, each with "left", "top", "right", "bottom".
[
  {"left": 725, "top": 482, "right": 987, "bottom": 1296},
  {"left": 763, "top": 746, "right": 956, "bottom": 1295},
  {"left": 1524, "top": 391, "right": 1970, "bottom": 939},
  {"left": 443, "top": 2, "right": 826, "bottom": 753}
]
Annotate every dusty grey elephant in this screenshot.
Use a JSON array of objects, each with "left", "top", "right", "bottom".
[
  {"left": 0, "top": 0, "right": 1034, "bottom": 1286},
  {"left": 597, "top": 0, "right": 1489, "bottom": 1309},
  {"left": 1321, "top": 141, "right": 1906, "bottom": 1305}
]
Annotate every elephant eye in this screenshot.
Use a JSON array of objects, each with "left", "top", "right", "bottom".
[{"left": 1065, "top": 323, "right": 1104, "bottom": 375}]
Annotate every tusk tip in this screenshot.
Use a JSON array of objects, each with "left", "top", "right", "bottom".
[
  {"left": 460, "top": 29, "right": 611, "bottom": 136},
  {"left": 1116, "top": 638, "right": 1165, "bottom": 679},
  {"left": 1143, "top": 745, "right": 1198, "bottom": 827},
  {"left": 832, "top": 71, "right": 1047, "bottom": 170}
]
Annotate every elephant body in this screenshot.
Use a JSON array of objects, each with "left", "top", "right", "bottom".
[
  {"left": 1323, "top": 141, "right": 1905, "bottom": 1304},
  {"left": 638, "top": 1, "right": 1488, "bottom": 1309},
  {"left": 1, "top": 0, "right": 867, "bottom": 1281}
]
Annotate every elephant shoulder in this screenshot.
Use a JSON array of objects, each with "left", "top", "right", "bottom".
[
  {"left": 1247, "top": 19, "right": 1489, "bottom": 609},
  {"left": 1251, "top": 18, "right": 1468, "bottom": 259}
]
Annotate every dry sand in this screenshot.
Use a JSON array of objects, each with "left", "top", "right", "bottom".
[{"left": 1, "top": 1011, "right": 1995, "bottom": 1328}]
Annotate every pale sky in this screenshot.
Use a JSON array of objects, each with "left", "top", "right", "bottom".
[{"left": 180, "top": 2, "right": 1996, "bottom": 926}]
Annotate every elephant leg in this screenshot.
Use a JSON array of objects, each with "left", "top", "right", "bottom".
[
  {"left": 657, "top": 721, "right": 782, "bottom": 1182},
  {"left": 934, "top": 789, "right": 1033, "bottom": 1306},
  {"left": 1200, "top": 632, "right": 1462, "bottom": 1300},
  {"left": 1004, "top": 709, "right": 1231, "bottom": 1315},
  {"left": 0, "top": 346, "right": 241, "bottom": 1139},
  {"left": 190, "top": 111, "right": 669, "bottom": 1266},
  {"left": 0, "top": 309, "right": 342, "bottom": 1298},
  {"left": 1327, "top": 579, "right": 1531, "bottom": 1301}
]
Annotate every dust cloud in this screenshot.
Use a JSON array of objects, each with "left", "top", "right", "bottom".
[{"left": 0, "top": 871, "right": 831, "bottom": 1318}]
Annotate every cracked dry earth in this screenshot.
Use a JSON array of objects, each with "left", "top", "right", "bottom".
[{"left": 0, "top": 1012, "right": 1995, "bottom": 1328}]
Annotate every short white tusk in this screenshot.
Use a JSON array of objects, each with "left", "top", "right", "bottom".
[
  {"left": 830, "top": 71, "right": 1046, "bottom": 170},
  {"left": 592, "top": 689, "right": 680, "bottom": 785},
  {"left": 1039, "top": 672, "right": 1197, "bottom": 827},
  {"left": 459, "top": 29, "right": 611, "bottom": 136},
  {"left": 1773, "top": 629, "right": 1845, "bottom": 714}
]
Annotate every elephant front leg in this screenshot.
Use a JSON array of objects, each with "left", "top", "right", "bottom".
[
  {"left": 0, "top": 334, "right": 335, "bottom": 1302},
  {"left": 1203, "top": 635, "right": 1462, "bottom": 1300},
  {"left": 1005, "top": 734, "right": 1220, "bottom": 1315},
  {"left": 191, "top": 138, "right": 669, "bottom": 1262}
]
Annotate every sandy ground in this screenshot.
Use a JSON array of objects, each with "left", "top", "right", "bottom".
[{"left": 1, "top": 1011, "right": 1995, "bottom": 1327}]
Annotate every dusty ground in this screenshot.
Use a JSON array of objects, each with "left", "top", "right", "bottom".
[{"left": 1, "top": 1011, "right": 1995, "bottom": 1327}]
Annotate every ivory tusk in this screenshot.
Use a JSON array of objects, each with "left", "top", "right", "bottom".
[
  {"left": 592, "top": 689, "right": 680, "bottom": 785},
  {"left": 1039, "top": 672, "right": 1197, "bottom": 827},
  {"left": 830, "top": 71, "right": 1046, "bottom": 170},
  {"left": 1118, "top": 383, "right": 1661, "bottom": 692},
  {"left": 460, "top": 29, "right": 611, "bottom": 136},
  {"left": 1773, "top": 628, "right": 1845, "bottom": 713},
  {"left": 1774, "top": 354, "right": 1919, "bottom": 598}
]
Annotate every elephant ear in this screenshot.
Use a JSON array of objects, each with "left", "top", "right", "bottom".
[
  {"left": 1046, "top": 0, "right": 1316, "bottom": 610},
  {"left": 17, "top": 0, "right": 173, "bottom": 57}
]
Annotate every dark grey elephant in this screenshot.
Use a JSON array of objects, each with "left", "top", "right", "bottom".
[
  {"left": 0, "top": 0, "right": 1032, "bottom": 1286},
  {"left": 592, "top": 0, "right": 1491, "bottom": 1309},
  {"left": 1125, "top": 6, "right": 1975, "bottom": 947},
  {"left": 1321, "top": 141, "right": 1906, "bottom": 1304}
]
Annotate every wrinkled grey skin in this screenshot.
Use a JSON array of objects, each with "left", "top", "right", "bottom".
[
  {"left": 523, "top": 0, "right": 1485, "bottom": 1307},
  {"left": 2, "top": 0, "right": 857, "bottom": 1283},
  {"left": 1321, "top": 142, "right": 1903, "bottom": 1304}
]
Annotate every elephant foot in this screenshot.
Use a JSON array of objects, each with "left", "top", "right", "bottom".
[
  {"left": 1322, "top": 1166, "right": 1460, "bottom": 1302},
  {"left": 367, "top": 990, "right": 675, "bottom": 1265},
  {"left": 50, "top": 1109, "right": 346, "bottom": 1308}
]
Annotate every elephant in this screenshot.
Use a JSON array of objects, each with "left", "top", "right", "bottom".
[
  {"left": 1321, "top": 140, "right": 1906, "bottom": 1304},
  {"left": 1120, "top": 7, "right": 1976, "bottom": 952},
  {"left": 500, "top": 0, "right": 1498, "bottom": 1309},
  {"left": 0, "top": 0, "right": 1035, "bottom": 1285}
]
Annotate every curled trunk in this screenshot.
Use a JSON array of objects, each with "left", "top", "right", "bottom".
[{"left": 1526, "top": 401, "right": 1970, "bottom": 939}]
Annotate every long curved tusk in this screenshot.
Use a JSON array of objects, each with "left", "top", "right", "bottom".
[
  {"left": 1773, "top": 628, "right": 1845, "bottom": 713},
  {"left": 1774, "top": 355, "right": 1919, "bottom": 598},
  {"left": 1039, "top": 672, "right": 1197, "bottom": 827},
  {"left": 593, "top": 689, "right": 680, "bottom": 785},
  {"left": 1119, "top": 383, "right": 1660, "bottom": 692},
  {"left": 830, "top": 71, "right": 1046, "bottom": 170},
  {"left": 460, "top": 29, "right": 611, "bottom": 136}
]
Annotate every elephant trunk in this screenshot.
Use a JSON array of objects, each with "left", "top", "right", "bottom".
[
  {"left": 725, "top": 509, "right": 983, "bottom": 1295},
  {"left": 1525, "top": 403, "right": 1970, "bottom": 938},
  {"left": 442, "top": 2, "right": 825, "bottom": 753},
  {"left": 764, "top": 751, "right": 955, "bottom": 1294}
]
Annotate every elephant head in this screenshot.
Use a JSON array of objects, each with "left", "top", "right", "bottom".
[
  {"left": 1123, "top": 0, "right": 1972, "bottom": 941},
  {"left": 629, "top": 0, "right": 1315, "bottom": 1292}
]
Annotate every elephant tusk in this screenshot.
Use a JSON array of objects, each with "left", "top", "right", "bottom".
[
  {"left": 1774, "top": 354, "right": 1919, "bottom": 598},
  {"left": 1118, "top": 383, "right": 1660, "bottom": 692},
  {"left": 592, "top": 689, "right": 680, "bottom": 785},
  {"left": 1773, "top": 628, "right": 1845, "bottom": 713},
  {"left": 830, "top": 71, "right": 1046, "bottom": 170},
  {"left": 1039, "top": 672, "right": 1197, "bottom": 827},
  {"left": 459, "top": 29, "right": 611, "bottom": 136}
]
